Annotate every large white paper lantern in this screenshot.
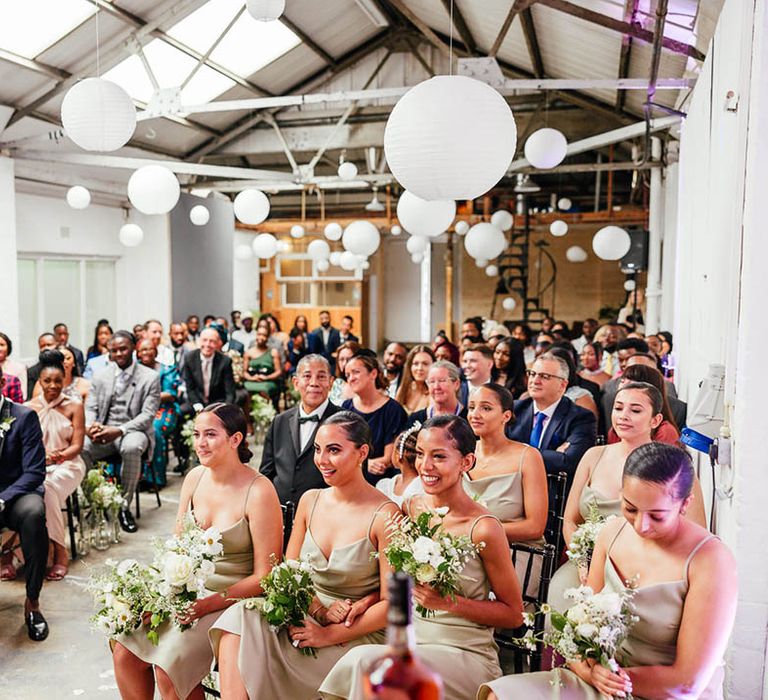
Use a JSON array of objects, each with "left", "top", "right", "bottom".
[
  {"left": 390, "top": 225, "right": 402, "bottom": 236},
  {"left": 464, "top": 222, "right": 506, "bottom": 261},
  {"left": 406, "top": 235, "right": 428, "bottom": 255},
  {"left": 324, "top": 222, "right": 343, "bottom": 241},
  {"left": 491, "top": 209, "right": 514, "bottom": 232},
  {"left": 342, "top": 220, "right": 380, "bottom": 257},
  {"left": 411, "top": 252, "right": 424, "bottom": 264},
  {"left": 66, "top": 185, "right": 91, "bottom": 210},
  {"left": 524, "top": 128, "right": 568, "bottom": 169},
  {"left": 235, "top": 244, "right": 253, "bottom": 261},
  {"left": 234, "top": 189, "right": 270, "bottom": 225},
  {"left": 246, "top": 0, "right": 285, "bottom": 21},
  {"left": 455, "top": 220, "right": 470, "bottom": 236},
  {"left": 338, "top": 162, "right": 358, "bottom": 181},
  {"left": 190, "top": 205, "right": 210, "bottom": 226},
  {"left": 550, "top": 220, "right": 568, "bottom": 237},
  {"left": 290, "top": 224, "right": 306, "bottom": 239},
  {"left": 502, "top": 297, "right": 517, "bottom": 311},
  {"left": 61, "top": 78, "right": 136, "bottom": 152},
  {"left": 329, "top": 251, "right": 342, "bottom": 267},
  {"left": 566, "top": 245, "right": 588, "bottom": 263},
  {"left": 127, "top": 165, "right": 180, "bottom": 215},
  {"left": 593, "top": 225, "right": 631, "bottom": 260},
  {"left": 558, "top": 197, "right": 572, "bottom": 211},
  {"left": 485, "top": 264, "right": 499, "bottom": 277},
  {"left": 317, "top": 259, "right": 330, "bottom": 272},
  {"left": 119, "top": 223, "right": 143, "bottom": 247},
  {"left": 624, "top": 279, "right": 636, "bottom": 292},
  {"left": 340, "top": 251, "right": 358, "bottom": 270},
  {"left": 396, "top": 190, "right": 456, "bottom": 238},
  {"left": 307, "top": 239, "right": 331, "bottom": 260},
  {"left": 252, "top": 233, "right": 278, "bottom": 259},
  {"left": 384, "top": 75, "right": 517, "bottom": 201}
]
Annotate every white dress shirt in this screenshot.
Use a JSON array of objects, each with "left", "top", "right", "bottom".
[{"left": 298, "top": 399, "right": 329, "bottom": 452}]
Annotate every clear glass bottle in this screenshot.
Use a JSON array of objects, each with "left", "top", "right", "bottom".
[
  {"left": 91, "top": 508, "right": 111, "bottom": 551},
  {"left": 363, "top": 573, "right": 443, "bottom": 700}
]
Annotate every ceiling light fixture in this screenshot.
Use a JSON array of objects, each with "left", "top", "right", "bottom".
[
  {"left": 365, "top": 188, "right": 385, "bottom": 212},
  {"left": 514, "top": 173, "right": 541, "bottom": 194}
]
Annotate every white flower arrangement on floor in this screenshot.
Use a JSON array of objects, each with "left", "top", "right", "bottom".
[
  {"left": 80, "top": 463, "right": 124, "bottom": 512},
  {"left": 250, "top": 394, "right": 277, "bottom": 430}
]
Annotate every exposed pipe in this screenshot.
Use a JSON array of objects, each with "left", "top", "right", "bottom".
[{"left": 636, "top": 0, "right": 668, "bottom": 167}]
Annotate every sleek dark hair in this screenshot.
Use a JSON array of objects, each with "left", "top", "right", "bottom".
[
  {"left": 293, "top": 314, "right": 308, "bottom": 331},
  {"left": 615, "top": 380, "right": 663, "bottom": 417},
  {"left": 110, "top": 330, "right": 136, "bottom": 347},
  {"left": 187, "top": 314, "right": 199, "bottom": 323},
  {"left": 583, "top": 341, "right": 604, "bottom": 360},
  {"left": 56, "top": 345, "right": 81, "bottom": 377},
  {"left": 88, "top": 321, "right": 113, "bottom": 357},
  {"left": 289, "top": 327, "right": 303, "bottom": 340},
  {"left": 621, "top": 366, "right": 678, "bottom": 431},
  {"left": 657, "top": 331, "right": 674, "bottom": 351},
  {"left": 347, "top": 353, "right": 389, "bottom": 391},
  {"left": 471, "top": 383, "right": 515, "bottom": 424},
  {"left": 53, "top": 323, "right": 68, "bottom": 332},
  {"left": 617, "top": 337, "right": 650, "bottom": 354},
  {"left": 0, "top": 331, "right": 13, "bottom": 356},
  {"left": 490, "top": 338, "right": 527, "bottom": 398},
  {"left": 623, "top": 442, "right": 694, "bottom": 500},
  {"left": 422, "top": 415, "right": 476, "bottom": 456},
  {"left": 462, "top": 316, "right": 484, "bottom": 340},
  {"left": 203, "top": 314, "right": 216, "bottom": 324},
  {"left": 342, "top": 315, "right": 353, "bottom": 323},
  {"left": 39, "top": 349, "right": 65, "bottom": 375},
  {"left": 511, "top": 323, "right": 533, "bottom": 345},
  {"left": 202, "top": 403, "right": 253, "bottom": 463},
  {"left": 395, "top": 344, "right": 435, "bottom": 406},
  {"left": 322, "top": 410, "right": 373, "bottom": 451}
]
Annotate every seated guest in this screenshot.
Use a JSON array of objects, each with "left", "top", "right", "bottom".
[
  {"left": 83, "top": 321, "right": 113, "bottom": 379},
  {"left": 264, "top": 314, "right": 289, "bottom": 356},
  {"left": 186, "top": 314, "right": 201, "bottom": 342},
  {"left": 338, "top": 314, "right": 358, "bottom": 345},
  {"left": 0, "top": 332, "right": 28, "bottom": 400},
  {"left": 202, "top": 314, "right": 216, "bottom": 329},
  {"left": 382, "top": 341, "right": 407, "bottom": 398},
  {"left": 599, "top": 337, "right": 652, "bottom": 430},
  {"left": 260, "top": 355, "right": 340, "bottom": 507},
  {"left": 243, "top": 323, "right": 282, "bottom": 404},
  {"left": 578, "top": 341, "right": 612, "bottom": 388},
  {"left": 550, "top": 320, "right": 571, "bottom": 341},
  {"left": 511, "top": 323, "right": 536, "bottom": 366},
  {"left": 285, "top": 327, "right": 308, "bottom": 376},
  {"left": 506, "top": 354, "right": 596, "bottom": 488},
  {"left": 394, "top": 344, "right": 435, "bottom": 414},
  {"left": 594, "top": 323, "right": 624, "bottom": 377},
  {"left": 82, "top": 331, "right": 161, "bottom": 533},
  {"left": 25, "top": 351, "right": 86, "bottom": 581},
  {"left": 375, "top": 426, "right": 424, "bottom": 507},
  {"left": 491, "top": 337, "right": 527, "bottom": 398},
  {"left": 53, "top": 322, "right": 85, "bottom": 374},
  {"left": 342, "top": 353, "right": 408, "bottom": 484},
  {"left": 231, "top": 309, "right": 242, "bottom": 331},
  {"left": 291, "top": 314, "right": 310, "bottom": 350},
  {"left": 112, "top": 404, "right": 282, "bottom": 700},
  {"left": 26, "top": 333, "right": 59, "bottom": 399},
  {"left": 534, "top": 332, "right": 555, "bottom": 358},
  {"left": 549, "top": 346, "right": 599, "bottom": 418},
  {"left": 144, "top": 319, "right": 174, "bottom": 366},
  {"left": 329, "top": 341, "right": 360, "bottom": 406},
  {"left": 480, "top": 443, "right": 736, "bottom": 700},
  {"left": 626, "top": 351, "right": 680, "bottom": 400},
  {"left": 168, "top": 322, "right": 194, "bottom": 375},
  {"left": 571, "top": 318, "right": 598, "bottom": 355},
  {"left": 232, "top": 313, "right": 256, "bottom": 349},
  {"left": 461, "top": 343, "right": 494, "bottom": 397},
  {"left": 408, "top": 360, "right": 466, "bottom": 427},
  {"left": 461, "top": 316, "right": 485, "bottom": 343},
  {"left": 433, "top": 332, "right": 461, "bottom": 365},
  {"left": 1, "top": 370, "right": 23, "bottom": 404},
  {"left": 309, "top": 310, "right": 341, "bottom": 370},
  {"left": 132, "top": 323, "right": 147, "bottom": 344},
  {"left": 33, "top": 345, "right": 89, "bottom": 403},
  {"left": 182, "top": 328, "right": 236, "bottom": 412},
  {"left": 0, "top": 366, "right": 49, "bottom": 640}
]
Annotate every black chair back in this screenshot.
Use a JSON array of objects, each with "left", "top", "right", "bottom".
[
  {"left": 545, "top": 471, "right": 568, "bottom": 554},
  {"left": 281, "top": 500, "right": 296, "bottom": 551}
]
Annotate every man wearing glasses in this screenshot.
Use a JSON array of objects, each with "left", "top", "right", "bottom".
[{"left": 507, "top": 353, "right": 596, "bottom": 493}]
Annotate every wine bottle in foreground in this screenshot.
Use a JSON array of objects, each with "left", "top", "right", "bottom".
[{"left": 363, "top": 572, "right": 443, "bottom": 700}]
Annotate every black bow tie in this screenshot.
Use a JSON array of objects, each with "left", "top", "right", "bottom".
[{"left": 298, "top": 414, "right": 320, "bottom": 424}]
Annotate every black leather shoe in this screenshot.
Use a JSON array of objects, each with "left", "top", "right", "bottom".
[
  {"left": 118, "top": 507, "right": 138, "bottom": 533},
  {"left": 26, "top": 610, "right": 49, "bottom": 641}
]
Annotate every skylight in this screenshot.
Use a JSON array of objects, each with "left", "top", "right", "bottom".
[{"left": 0, "top": 0, "right": 95, "bottom": 59}]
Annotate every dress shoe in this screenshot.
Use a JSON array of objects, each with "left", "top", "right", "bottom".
[
  {"left": 118, "top": 507, "right": 138, "bottom": 533},
  {"left": 26, "top": 610, "right": 49, "bottom": 641}
]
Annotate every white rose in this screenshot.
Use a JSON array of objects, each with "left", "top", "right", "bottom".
[
  {"left": 412, "top": 536, "right": 439, "bottom": 564},
  {"left": 433, "top": 506, "right": 449, "bottom": 517},
  {"left": 428, "top": 552, "right": 446, "bottom": 569},
  {"left": 576, "top": 623, "right": 598, "bottom": 639},
  {"left": 415, "top": 563, "right": 437, "bottom": 583},
  {"left": 593, "top": 592, "right": 622, "bottom": 617},
  {"left": 566, "top": 604, "right": 588, "bottom": 625},
  {"left": 198, "top": 559, "right": 216, "bottom": 579},
  {"left": 286, "top": 559, "right": 300, "bottom": 570},
  {"left": 162, "top": 552, "right": 195, "bottom": 588},
  {"left": 116, "top": 559, "right": 138, "bottom": 577}
]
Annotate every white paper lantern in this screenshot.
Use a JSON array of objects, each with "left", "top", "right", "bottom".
[
  {"left": 550, "top": 220, "right": 568, "bottom": 237},
  {"left": 235, "top": 244, "right": 253, "bottom": 261},
  {"left": 464, "top": 222, "right": 506, "bottom": 261},
  {"left": 324, "top": 222, "right": 343, "bottom": 241},
  {"left": 233, "top": 189, "right": 270, "bottom": 225},
  {"left": 342, "top": 220, "right": 381, "bottom": 257},
  {"left": 558, "top": 197, "right": 572, "bottom": 211},
  {"left": 119, "top": 223, "right": 143, "bottom": 247},
  {"left": 390, "top": 225, "right": 402, "bottom": 236},
  {"left": 384, "top": 75, "right": 517, "bottom": 201},
  {"left": 361, "top": 260, "right": 371, "bottom": 270},
  {"left": 317, "top": 259, "right": 330, "bottom": 272},
  {"left": 490, "top": 209, "right": 514, "bottom": 232},
  {"left": 475, "top": 258, "right": 488, "bottom": 268},
  {"left": 278, "top": 240, "right": 291, "bottom": 253},
  {"left": 61, "top": 78, "right": 136, "bottom": 152},
  {"left": 406, "top": 235, "right": 428, "bottom": 255},
  {"left": 290, "top": 224, "right": 306, "bottom": 239},
  {"left": 246, "top": 0, "right": 285, "bottom": 21},
  {"left": 592, "top": 225, "right": 631, "bottom": 260},
  {"left": 338, "top": 161, "right": 358, "bottom": 181},
  {"left": 252, "top": 233, "right": 278, "bottom": 259},
  {"left": 307, "top": 239, "right": 331, "bottom": 260},
  {"left": 524, "top": 128, "right": 568, "bottom": 169},
  {"left": 455, "top": 220, "right": 470, "bottom": 236},
  {"left": 190, "top": 205, "right": 210, "bottom": 226},
  {"left": 624, "top": 279, "right": 637, "bottom": 292},
  {"left": 502, "top": 297, "right": 517, "bottom": 311},
  {"left": 411, "top": 253, "right": 424, "bottom": 264},
  {"left": 396, "top": 190, "right": 456, "bottom": 238},
  {"left": 329, "top": 251, "right": 342, "bottom": 267},
  {"left": 566, "top": 245, "right": 588, "bottom": 263},
  {"left": 340, "top": 250, "right": 358, "bottom": 270},
  {"left": 485, "top": 264, "right": 499, "bottom": 277},
  {"left": 127, "top": 165, "right": 180, "bottom": 215},
  {"left": 66, "top": 185, "right": 91, "bottom": 209}
]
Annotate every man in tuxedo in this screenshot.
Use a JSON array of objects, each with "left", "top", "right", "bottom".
[
  {"left": 309, "top": 310, "right": 341, "bottom": 369},
  {"left": 383, "top": 342, "right": 407, "bottom": 398},
  {"left": 0, "top": 367, "right": 50, "bottom": 640},
  {"left": 82, "top": 331, "right": 161, "bottom": 532},
  {"left": 53, "top": 323, "right": 85, "bottom": 374},
  {"left": 507, "top": 353, "right": 596, "bottom": 488},
  {"left": 182, "top": 328, "right": 236, "bottom": 412},
  {"left": 260, "top": 354, "right": 340, "bottom": 513},
  {"left": 26, "top": 332, "right": 58, "bottom": 399}
]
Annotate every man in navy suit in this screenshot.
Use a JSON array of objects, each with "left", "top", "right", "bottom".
[
  {"left": 507, "top": 353, "right": 596, "bottom": 490},
  {"left": 309, "top": 310, "right": 341, "bottom": 371},
  {"left": 0, "top": 367, "right": 49, "bottom": 640}
]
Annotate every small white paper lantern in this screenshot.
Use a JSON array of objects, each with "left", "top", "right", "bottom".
[
  {"left": 455, "top": 220, "right": 470, "bottom": 236},
  {"left": 61, "top": 78, "right": 136, "bottom": 152},
  {"left": 524, "top": 128, "right": 568, "bottom": 169},
  {"left": 485, "top": 264, "right": 499, "bottom": 277},
  {"left": 119, "top": 223, "right": 143, "bottom": 247},
  {"left": 290, "top": 224, "right": 306, "bottom": 239},
  {"left": 491, "top": 209, "right": 514, "bottom": 232},
  {"left": 558, "top": 197, "right": 572, "bottom": 211},
  {"left": 252, "top": 233, "right": 278, "bottom": 259},
  {"left": 246, "top": 0, "right": 285, "bottom": 21},
  {"left": 307, "top": 239, "right": 331, "bottom": 260},
  {"left": 624, "top": 279, "right": 637, "bottom": 292},
  {"left": 317, "top": 259, "right": 330, "bottom": 272},
  {"left": 127, "top": 165, "right": 180, "bottom": 215},
  {"left": 464, "top": 222, "right": 506, "bottom": 261},
  {"left": 475, "top": 258, "right": 489, "bottom": 268},
  {"left": 361, "top": 260, "right": 371, "bottom": 270},
  {"left": 329, "top": 251, "right": 342, "bottom": 266},
  {"left": 592, "top": 225, "right": 631, "bottom": 260},
  {"left": 406, "top": 235, "right": 428, "bottom": 255},
  {"left": 190, "top": 205, "right": 210, "bottom": 226},
  {"left": 384, "top": 75, "right": 517, "bottom": 201},
  {"left": 234, "top": 189, "right": 270, "bottom": 225},
  {"left": 324, "top": 222, "right": 343, "bottom": 241},
  {"left": 342, "top": 220, "right": 381, "bottom": 257},
  {"left": 235, "top": 244, "right": 253, "bottom": 261},
  {"left": 340, "top": 250, "right": 358, "bottom": 270},
  {"left": 502, "top": 297, "right": 517, "bottom": 311},
  {"left": 337, "top": 161, "right": 358, "bottom": 181},
  {"left": 66, "top": 185, "right": 91, "bottom": 210},
  {"left": 550, "top": 220, "right": 568, "bottom": 237},
  {"left": 411, "top": 252, "right": 424, "bottom": 264},
  {"left": 566, "top": 245, "right": 588, "bottom": 263},
  {"left": 278, "top": 240, "right": 291, "bottom": 253},
  {"left": 390, "top": 225, "right": 402, "bottom": 236},
  {"left": 396, "top": 190, "right": 456, "bottom": 238}
]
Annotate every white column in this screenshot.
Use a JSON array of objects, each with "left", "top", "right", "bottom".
[
  {"left": 419, "top": 240, "right": 432, "bottom": 342},
  {"left": 645, "top": 137, "right": 663, "bottom": 334},
  {"left": 0, "top": 157, "right": 19, "bottom": 344}
]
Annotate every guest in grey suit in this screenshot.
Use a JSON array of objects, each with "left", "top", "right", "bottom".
[{"left": 82, "top": 331, "right": 160, "bottom": 532}]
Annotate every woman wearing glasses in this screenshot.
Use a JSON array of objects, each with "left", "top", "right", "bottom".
[{"left": 406, "top": 360, "right": 467, "bottom": 427}]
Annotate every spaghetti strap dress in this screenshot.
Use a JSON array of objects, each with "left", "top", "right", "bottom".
[{"left": 208, "top": 491, "right": 390, "bottom": 699}]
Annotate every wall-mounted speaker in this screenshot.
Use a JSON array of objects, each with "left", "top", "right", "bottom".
[{"left": 620, "top": 227, "right": 648, "bottom": 273}]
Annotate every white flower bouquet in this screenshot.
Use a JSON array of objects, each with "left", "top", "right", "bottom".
[
  {"left": 180, "top": 416, "right": 196, "bottom": 451},
  {"left": 250, "top": 394, "right": 277, "bottom": 430},
  {"left": 89, "top": 558, "right": 157, "bottom": 637},
  {"left": 567, "top": 503, "right": 616, "bottom": 573},
  {"left": 81, "top": 464, "right": 124, "bottom": 512},
  {"left": 382, "top": 507, "right": 485, "bottom": 618},
  {"left": 244, "top": 555, "right": 317, "bottom": 656}
]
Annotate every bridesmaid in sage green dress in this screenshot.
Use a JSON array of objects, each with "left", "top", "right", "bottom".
[
  {"left": 210, "top": 411, "right": 400, "bottom": 700},
  {"left": 479, "top": 442, "right": 737, "bottom": 700}
]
